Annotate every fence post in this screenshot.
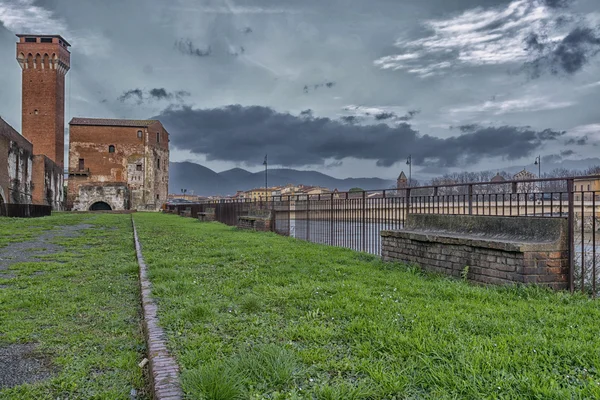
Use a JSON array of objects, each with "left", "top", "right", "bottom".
[
  {"left": 406, "top": 188, "right": 411, "bottom": 222},
  {"left": 567, "top": 178, "right": 575, "bottom": 293},
  {"left": 308, "top": 195, "right": 312, "bottom": 241},
  {"left": 330, "top": 193, "right": 334, "bottom": 245},
  {"left": 362, "top": 191, "right": 366, "bottom": 252},
  {"left": 468, "top": 184, "right": 473, "bottom": 215}
]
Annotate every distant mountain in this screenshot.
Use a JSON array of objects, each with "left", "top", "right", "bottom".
[{"left": 169, "top": 161, "right": 395, "bottom": 196}]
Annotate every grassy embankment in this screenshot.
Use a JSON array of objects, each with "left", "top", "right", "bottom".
[
  {"left": 0, "top": 213, "right": 148, "bottom": 399},
  {"left": 134, "top": 212, "right": 600, "bottom": 399}
]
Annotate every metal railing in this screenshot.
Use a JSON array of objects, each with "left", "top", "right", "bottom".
[{"left": 166, "top": 176, "right": 599, "bottom": 296}]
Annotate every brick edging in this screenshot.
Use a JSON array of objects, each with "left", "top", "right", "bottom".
[{"left": 132, "top": 217, "right": 184, "bottom": 399}]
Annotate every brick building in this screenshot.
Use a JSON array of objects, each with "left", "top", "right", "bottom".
[
  {"left": 67, "top": 118, "right": 169, "bottom": 211},
  {"left": 0, "top": 34, "right": 69, "bottom": 212}
]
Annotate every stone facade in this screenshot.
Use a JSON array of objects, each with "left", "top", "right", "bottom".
[
  {"left": 67, "top": 119, "right": 169, "bottom": 211},
  {"left": 381, "top": 214, "right": 569, "bottom": 290},
  {"left": 70, "top": 183, "right": 130, "bottom": 211},
  {"left": 0, "top": 118, "right": 33, "bottom": 206}
]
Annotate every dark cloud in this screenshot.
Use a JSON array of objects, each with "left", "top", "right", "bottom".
[
  {"left": 565, "top": 135, "right": 588, "bottom": 145},
  {"left": 119, "top": 88, "right": 191, "bottom": 103},
  {"left": 175, "top": 39, "right": 212, "bottom": 57},
  {"left": 300, "top": 109, "right": 313, "bottom": 116},
  {"left": 154, "top": 105, "right": 565, "bottom": 168},
  {"left": 341, "top": 115, "right": 360, "bottom": 124},
  {"left": 452, "top": 124, "right": 479, "bottom": 133},
  {"left": 303, "top": 81, "right": 336, "bottom": 93},
  {"left": 542, "top": 154, "right": 563, "bottom": 163},
  {"left": 541, "top": 0, "right": 573, "bottom": 8},
  {"left": 560, "top": 149, "right": 575, "bottom": 157},
  {"left": 524, "top": 27, "right": 600, "bottom": 77},
  {"left": 149, "top": 88, "right": 170, "bottom": 100},
  {"left": 242, "top": 27, "right": 253, "bottom": 34},
  {"left": 397, "top": 109, "right": 420, "bottom": 121},
  {"left": 375, "top": 112, "right": 396, "bottom": 120},
  {"left": 118, "top": 88, "right": 143, "bottom": 104}
]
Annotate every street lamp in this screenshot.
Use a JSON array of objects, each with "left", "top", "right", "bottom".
[
  {"left": 534, "top": 155, "right": 541, "bottom": 178},
  {"left": 406, "top": 155, "right": 412, "bottom": 187}
]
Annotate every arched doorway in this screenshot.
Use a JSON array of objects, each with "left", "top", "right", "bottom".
[
  {"left": 0, "top": 193, "right": 5, "bottom": 217},
  {"left": 89, "top": 201, "right": 112, "bottom": 211}
]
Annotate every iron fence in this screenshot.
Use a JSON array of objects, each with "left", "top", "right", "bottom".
[{"left": 167, "top": 176, "right": 599, "bottom": 296}]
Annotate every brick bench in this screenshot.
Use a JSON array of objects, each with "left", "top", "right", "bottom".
[
  {"left": 381, "top": 214, "right": 569, "bottom": 289},
  {"left": 197, "top": 208, "right": 215, "bottom": 222},
  {"left": 237, "top": 209, "right": 273, "bottom": 232}
]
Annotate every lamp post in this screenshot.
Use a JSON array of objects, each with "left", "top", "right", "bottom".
[
  {"left": 534, "top": 155, "right": 541, "bottom": 178},
  {"left": 406, "top": 155, "right": 412, "bottom": 187}
]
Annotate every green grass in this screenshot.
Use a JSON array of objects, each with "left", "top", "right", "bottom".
[
  {"left": 134, "top": 213, "right": 600, "bottom": 399},
  {"left": 0, "top": 213, "right": 148, "bottom": 399}
]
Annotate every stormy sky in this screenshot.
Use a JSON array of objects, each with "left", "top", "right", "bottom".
[{"left": 0, "top": 0, "right": 599, "bottom": 180}]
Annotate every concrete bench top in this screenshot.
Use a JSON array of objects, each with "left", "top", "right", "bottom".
[{"left": 381, "top": 214, "right": 568, "bottom": 252}]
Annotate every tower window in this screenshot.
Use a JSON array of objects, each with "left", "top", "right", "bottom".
[
  {"left": 156, "top": 194, "right": 160, "bottom": 200},
  {"left": 157, "top": 158, "right": 160, "bottom": 169},
  {"left": 108, "top": 145, "right": 115, "bottom": 153},
  {"left": 34, "top": 109, "right": 38, "bottom": 115},
  {"left": 136, "top": 164, "right": 142, "bottom": 171},
  {"left": 40, "top": 37, "right": 53, "bottom": 43},
  {"left": 25, "top": 37, "right": 37, "bottom": 43},
  {"left": 156, "top": 132, "right": 160, "bottom": 143},
  {"left": 78, "top": 158, "right": 85, "bottom": 171},
  {"left": 137, "top": 130, "right": 143, "bottom": 138}
]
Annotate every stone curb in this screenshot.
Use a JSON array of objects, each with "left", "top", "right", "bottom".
[{"left": 132, "top": 217, "right": 184, "bottom": 400}]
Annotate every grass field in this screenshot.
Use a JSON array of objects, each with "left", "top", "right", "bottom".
[
  {"left": 134, "top": 213, "right": 600, "bottom": 399},
  {"left": 0, "top": 213, "right": 148, "bottom": 399}
]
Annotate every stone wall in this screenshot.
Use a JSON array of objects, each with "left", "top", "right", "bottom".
[
  {"left": 0, "top": 117, "right": 33, "bottom": 205},
  {"left": 381, "top": 214, "right": 569, "bottom": 290},
  {"left": 71, "top": 183, "right": 130, "bottom": 211},
  {"left": 32, "top": 155, "right": 63, "bottom": 210},
  {"left": 238, "top": 216, "right": 272, "bottom": 231}
]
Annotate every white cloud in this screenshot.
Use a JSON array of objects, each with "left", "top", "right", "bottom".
[
  {"left": 446, "top": 95, "right": 575, "bottom": 116},
  {"left": 568, "top": 124, "right": 600, "bottom": 137},
  {"left": 373, "top": 0, "right": 570, "bottom": 77},
  {"left": 0, "top": 0, "right": 110, "bottom": 57}
]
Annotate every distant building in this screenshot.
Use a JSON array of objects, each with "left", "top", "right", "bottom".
[
  {"left": 574, "top": 176, "right": 600, "bottom": 201},
  {"left": 491, "top": 173, "right": 506, "bottom": 183},
  {"left": 513, "top": 169, "right": 537, "bottom": 193},
  {"left": 397, "top": 171, "right": 408, "bottom": 190},
  {"left": 67, "top": 118, "right": 169, "bottom": 211}
]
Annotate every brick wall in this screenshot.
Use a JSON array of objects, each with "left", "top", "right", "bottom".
[
  {"left": 17, "top": 36, "right": 70, "bottom": 168},
  {"left": 381, "top": 214, "right": 569, "bottom": 290},
  {"left": 381, "top": 235, "right": 569, "bottom": 289},
  {"left": 237, "top": 216, "right": 272, "bottom": 232}
]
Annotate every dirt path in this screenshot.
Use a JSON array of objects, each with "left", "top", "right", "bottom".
[{"left": 0, "top": 223, "right": 93, "bottom": 390}]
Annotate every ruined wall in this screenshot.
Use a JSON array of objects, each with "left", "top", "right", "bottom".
[
  {"left": 71, "top": 183, "right": 130, "bottom": 211},
  {"left": 0, "top": 118, "right": 33, "bottom": 205},
  {"left": 144, "top": 121, "right": 169, "bottom": 211},
  {"left": 32, "top": 155, "right": 63, "bottom": 210},
  {"left": 68, "top": 121, "right": 169, "bottom": 211}
]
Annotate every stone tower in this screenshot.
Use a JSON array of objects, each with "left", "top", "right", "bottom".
[
  {"left": 397, "top": 171, "right": 408, "bottom": 190},
  {"left": 16, "top": 34, "right": 70, "bottom": 167}
]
